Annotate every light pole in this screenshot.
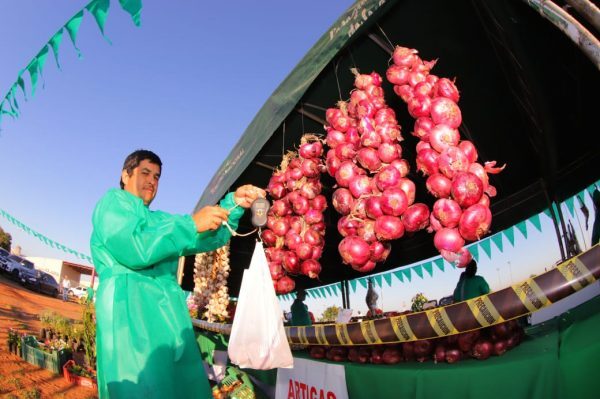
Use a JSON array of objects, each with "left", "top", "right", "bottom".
[
  {"left": 507, "top": 261, "right": 514, "bottom": 284},
  {"left": 496, "top": 267, "right": 502, "bottom": 289}
]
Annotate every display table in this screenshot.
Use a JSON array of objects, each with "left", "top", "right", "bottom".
[{"left": 194, "top": 294, "right": 599, "bottom": 399}]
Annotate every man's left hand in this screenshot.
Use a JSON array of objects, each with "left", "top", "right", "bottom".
[{"left": 234, "top": 185, "right": 266, "bottom": 208}]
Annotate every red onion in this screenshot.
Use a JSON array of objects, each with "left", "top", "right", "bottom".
[
  {"left": 357, "top": 219, "right": 377, "bottom": 243},
  {"left": 413, "top": 117, "right": 434, "bottom": 141},
  {"left": 390, "top": 159, "right": 410, "bottom": 177},
  {"left": 430, "top": 97, "right": 462, "bottom": 128},
  {"left": 326, "top": 151, "right": 342, "bottom": 176},
  {"left": 349, "top": 175, "right": 373, "bottom": 198},
  {"left": 438, "top": 146, "right": 469, "bottom": 179},
  {"left": 337, "top": 216, "right": 362, "bottom": 237},
  {"left": 338, "top": 236, "right": 371, "bottom": 266},
  {"left": 394, "top": 84, "right": 414, "bottom": 102},
  {"left": 261, "top": 229, "right": 278, "bottom": 247},
  {"left": 396, "top": 177, "right": 416, "bottom": 205},
  {"left": 459, "top": 140, "right": 478, "bottom": 163},
  {"left": 269, "top": 261, "right": 285, "bottom": 280},
  {"left": 434, "top": 77, "right": 460, "bottom": 102},
  {"left": 357, "top": 147, "right": 382, "bottom": 171},
  {"left": 445, "top": 348, "right": 461, "bottom": 363},
  {"left": 392, "top": 46, "right": 418, "bottom": 67},
  {"left": 332, "top": 188, "right": 354, "bottom": 215},
  {"left": 416, "top": 148, "right": 440, "bottom": 176},
  {"left": 275, "top": 275, "right": 295, "bottom": 294},
  {"left": 271, "top": 217, "right": 290, "bottom": 237},
  {"left": 352, "top": 260, "right": 377, "bottom": 272},
  {"left": 493, "top": 340, "right": 508, "bottom": 356},
  {"left": 402, "top": 203, "right": 430, "bottom": 232},
  {"left": 375, "top": 165, "right": 402, "bottom": 191},
  {"left": 458, "top": 204, "right": 492, "bottom": 241},
  {"left": 283, "top": 251, "right": 301, "bottom": 274},
  {"left": 370, "top": 241, "right": 391, "bottom": 262},
  {"left": 335, "top": 161, "right": 361, "bottom": 187},
  {"left": 303, "top": 229, "right": 323, "bottom": 247},
  {"left": 433, "top": 198, "right": 462, "bottom": 228},
  {"left": 434, "top": 228, "right": 465, "bottom": 253},
  {"left": 365, "top": 196, "right": 385, "bottom": 219},
  {"left": 377, "top": 143, "right": 401, "bottom": 163},
  {"left": 451, "top": 172, "right": 484, "bottom": 208},
  {"left": 426, "top": 173, "right": 453, "bottom": 198},
  {"left": 300, "top": 259, "right": 321, "bottom": 279},
  {"left": 471, "top": 339, "right": 493, "bottom": 360},
  {"left": 375, "top": 215, "right": 405, "bottom": 240},
  {"left": 380, "top": 187, "right": 408, "bottom": 216},
  {"left": 284, "top": 230, "right": 302, "bottom": 250},
  {"left": 429, "top": 124, "right": 460, "bottom": 153},
  {"left": 310, "top": 195, "right": 327, "bottom": 211}
]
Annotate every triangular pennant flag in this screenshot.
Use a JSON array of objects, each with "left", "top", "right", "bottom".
[
  {"left": 504, "top": 227, "right": 515, "bottom": 246},
  {"left": 65, "top": 11, "right": 85, "bottom": 58},
  {"left": 9, "top": 86, "right": 19, "bottom": 112},
  {"left": 372, "top": 274, "right": 382, "bottom": 287},
  {"left": 543, "top": 208, "right": 552, "bottom": 219},
  {"left": 468, "top": 244, "right": 479, "bottom": 262},
  {"left": 587, "top": 184, "right": 598, "bottom": 198},
  {"left": 315, "top": 289, "right": 323, "bottom": 299},
  {"left": 564, "top": 196, "right": 576, "bottom": 217},
  {"left": 434, "top": 258, "right": 445, "bottom": 272},
  {"left": 26, "top": 59, "right": 40, "bottom": 97},
  {"left": 324, "top": 286, "right": 332, "bottom": 296},
  {"left": 422, "top": 262, "right": 433, "bottom": 277},
  {"left": 119, "top": 0, "right": 143, "bottom": 27},
  {"left": 479, "top": 238, "right": 492, "bottom": 259},
  {"left": 319, "top": 288, "right": 327, "bottom": 298},
  {"left": 350, "top": 280, "right": 357, "bottom": 293},
  {"left": 401, "top": 268, "right": 412, "bottom": 282},
  {"left": 331, "top": 284, "right": 339, "bottom": 295},
  {"left": 515, "top": 220, "right": 528, "bottom": 239},
  {"left": 393, "top": 270, "right": 404, "bottom": 283},
  {"left": 528, "top": 214, "right": 542, "bottom": 232},
  {"left": 87, "top": 0, "right": 112, "bottom": 41},
  {"left": 358, "top": 278, "right": 368, "bottom": 289},
  {"left": 491, "top": 233, "right": 504, "bottom": 253},
  {"left": 383, "top": 272, "right": 392, "bottom": 287},
  {"left": 49, "top": 29, "right": 64, "bottom": 69},
  {"left": 86, "top": 256, "right": 94, "bottom": 264},
  {"left": 412, "top": 264, "right": 424, "bottom": 279},
  {"left": 17, "top": 75, "right": 26, "bottom": 99},
  {"left": 36, "top": 46, "right": 49, "bottom": 75}
]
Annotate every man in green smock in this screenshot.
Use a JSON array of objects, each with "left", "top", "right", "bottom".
[
  {"left": 90, "top": 149, "right": 265, "bottom": 398},
  {"left": 453, "top": 259, "right": 490, "bottom": 302}
]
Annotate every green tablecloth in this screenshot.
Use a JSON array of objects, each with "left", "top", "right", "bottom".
[{"left": 194, "top": 294, "right": 600, "bottom": 399}]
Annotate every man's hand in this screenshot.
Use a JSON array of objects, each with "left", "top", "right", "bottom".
[
  {"left": 234, "top": 185, "right": 267, "bottom": 208},
  {"left": 192, "top": 205, "right": 230, "bottom": 233}
]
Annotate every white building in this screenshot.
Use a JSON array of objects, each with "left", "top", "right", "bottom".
[{"left": 26, "top": 256, "right": 98, "bottom": 289}]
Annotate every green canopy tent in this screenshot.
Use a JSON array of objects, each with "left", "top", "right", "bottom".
[{"left": 185, "top": 0, "right": 600, "bottom": 296}]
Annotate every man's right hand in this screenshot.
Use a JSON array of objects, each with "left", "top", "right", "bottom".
[{"left": 192, "top": 205, "right": 230, "bottom": 233}]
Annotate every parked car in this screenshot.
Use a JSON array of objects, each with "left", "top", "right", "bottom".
[
  {"left": 0, "top": 248, "right": 9, "bottom": 270},
  {"left": 68, "top": 285, "right": 88, "bottom": 300},
  {"left": 25, "top": 271, "right": 60, "bottom": 297},
  {"left": 2, "top": 254, "right": 35, "bottom": 281}
]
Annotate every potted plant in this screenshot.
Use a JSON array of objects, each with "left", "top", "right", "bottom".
[
  {"left": 7, "top": 328, "right": 20, "bottom": 356},
  {"left": 63, "top": 359, "right": 97, "bottom": 389}
]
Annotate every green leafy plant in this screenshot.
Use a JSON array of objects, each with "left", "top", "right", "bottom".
[
  {"left": 82, "top": 302, "right": 96, "bottom": 369},
  {"left": 410, "top": 292, "right": 428, "bottom": 312},
  {"left": 22, "top": 388, "right": 42, "bottom": 399},
  {"left": 320, "top": 306, "right": 340, "bottom": 322}
]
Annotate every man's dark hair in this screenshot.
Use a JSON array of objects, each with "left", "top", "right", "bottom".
[
  {"left": 120, "top": 149, "right": 162, "bottom": 188},
  {"left": 465, "top": 259, "right": 478, "bottom": 278}
]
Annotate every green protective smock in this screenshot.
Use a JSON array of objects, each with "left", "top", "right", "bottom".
[
  {"left": 453, "top": 274, "right": 490, "bottom": 302},
  {"left": 290, "top": 299, "right": 312, "bottom": 327},
  {"left": 90, "top": 189, "right": 244, "bottom": 399}
]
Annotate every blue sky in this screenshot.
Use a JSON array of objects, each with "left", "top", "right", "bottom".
[{"left": 0, "top": 0, "right": 354, "bottom": 262}]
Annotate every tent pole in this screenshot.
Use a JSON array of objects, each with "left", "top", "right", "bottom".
[
  {"left": 345, "top": 280, "right": 351, "bottom": 309},
  {"left": 541, "top": 179, "right": 567, "bottom": 261},
  {"left": 341, "top": 281, "right": 347, "bottom": 308}
]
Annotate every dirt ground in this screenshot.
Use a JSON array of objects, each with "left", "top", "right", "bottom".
[{"left": 0, "top": 274, "right": 98, "bottom": 399}]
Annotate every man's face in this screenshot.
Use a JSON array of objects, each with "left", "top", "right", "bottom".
[{"left": 121, "top": 159, "right": 161, "bottom": 205}]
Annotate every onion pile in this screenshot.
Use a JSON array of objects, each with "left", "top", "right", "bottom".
[
  {"left": 193, "top": 244, "right": 231, "bottom": 322},
  {"left": 386, "top": 46, "right": 505, "bottom": 266},
  {"left": 262, "top": 134, "right": 327, "bottom": 294},
  {"left": 309, "top": 320, "right": 524, "bottom": 364},
  {"left": 325, "top": 69, "right": 430, "bottom": 273}
]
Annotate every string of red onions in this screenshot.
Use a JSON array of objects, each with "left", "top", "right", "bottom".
[
  {"left": 325, "top": 69, "right": 430, "bottom": 273},
  {"left": 262, "top": 134, "right": 327, "bottom": 294},
  {"left": 386, "top": 46, "right": 505, "bottom": 267}
]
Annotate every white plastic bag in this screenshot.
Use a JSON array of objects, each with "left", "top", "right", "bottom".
[{"left": 228, "top": 241, "right": 294, "bottom": 369}]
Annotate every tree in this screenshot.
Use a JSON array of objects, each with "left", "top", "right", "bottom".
[
  {"left": 0, "top": 226, "right": 11, "bottom": 252},
  {"left": 320, "top": 306, "right": 340, "bottom": 322}
]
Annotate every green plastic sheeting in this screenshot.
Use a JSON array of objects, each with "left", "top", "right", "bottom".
[
  {"left": 91, "top": 189, "right": 244, "bottom": 398},
  {"left": 194, "top": 0, "right": 398, "bottom": 211}
]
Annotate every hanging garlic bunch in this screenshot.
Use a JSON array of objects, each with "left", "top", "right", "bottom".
[{"left": 193, "top": 244, "right": 231, "bottom": 322}]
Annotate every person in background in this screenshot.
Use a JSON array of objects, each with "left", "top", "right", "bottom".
[
  {"left": 290, "top": 289, "right": 312, "bottom": 326},
  {"left": 453, "top": 259, "right": 490, "bottom": 302},
  {"left": 61, "top": 276, "right": 70, "bottom": 302},
  {"left": 90, "top": 149, "right": 265, "bottom": 398}
]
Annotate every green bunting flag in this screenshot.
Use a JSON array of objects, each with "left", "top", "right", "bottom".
[
  {"left": 331, "top": 283, "right": 339, "bottom": 295},
  {"left": 528, "top": 214, "right": 542, "bottom": 232},
  {"left": 0, "top": 0, "right": 143, "bottom": 131},
  {"left": 434, "top": 258, "right": 444, "bottom": 272},
  {"left": 564, "top": 196, "right": 576, "bottom": 217},
  {"left": 0, "top": 208, "right": 93, "bottom": 263},
  {"left": 383, "top": 272, "right": 392, "bottom": 287},
  {"left": 504, "top": 227, "right": 516, "bottom": 246},
  {"left": 358, "top": 278, "right": 367, "bottom": 289},
  {"left": 393, "top": 270, "right": 404, "bottom": 283},
  {"left": 412, "top": 264, "right": 423, "bottom": 279},
  {"left": 480, "top": 238, "right": 492, "bottom": 259},
  {"left": 401, "top": 268, "right": 412, "bottom": 282},
  {"left": 491, "top": 233, "right": 503, "bottom": 253},
  {"left": 87, "top": 0, "right": 111, "bottom": 40},
  {"left": 515, "top": 220, "right": 528, "bottom": 239},
  {"left": 324, "top": 286, "right": 332, "bottom": 296},
  {"left": 422, "top": 261, "right": 433, "bottom": 277},
  {"left": 350, "top": 280, "right": 357, "bottom": 293},
  {"left": 373, "top": 274, "right": 382, "bottom": 287},
  {"left": 468, "top": 244, "right": 479, "bottom": 262}
]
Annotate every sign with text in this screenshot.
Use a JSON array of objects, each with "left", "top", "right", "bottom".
[{"left": 275, "top": 357, "right": 349, "bottom": 399}]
